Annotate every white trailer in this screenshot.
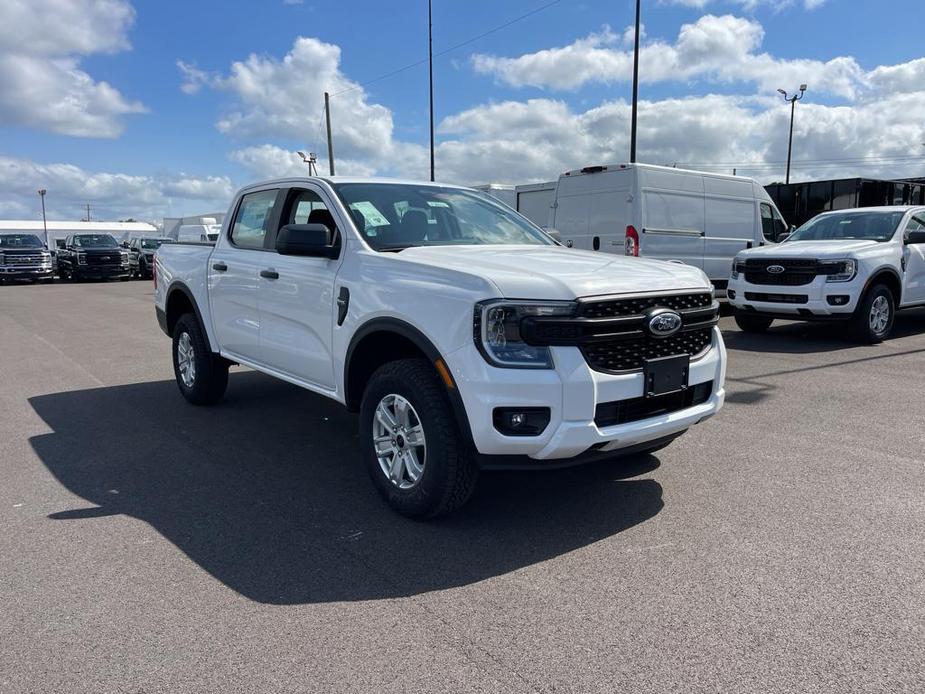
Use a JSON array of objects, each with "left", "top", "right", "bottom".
[{"left": 515, "top": 181, "right": 556, "bottom": 229}]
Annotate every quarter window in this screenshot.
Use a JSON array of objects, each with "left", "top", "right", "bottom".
[
  {"left": 760, "top": 203, "right": 788, "bottom": 242},
  {"left": 231, "top": 190, "right": 277, "bottom": 249}
]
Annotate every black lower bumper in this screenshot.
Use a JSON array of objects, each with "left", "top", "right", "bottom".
[
  {"left": 475, "top": 433, "right": 682, "bottom": 471},
  {"left": 72, "top": 267, "right": 131, "bottom": 279},
  {"left": 735, "top": 306, "right": 852, "bottom": 322}
]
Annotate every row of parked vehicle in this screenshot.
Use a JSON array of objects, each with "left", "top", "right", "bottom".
[
  {"left": 0, "top": 232, "right": 166, "bottom": 283},
  {"left": 150, "top": 171, "right": 925, "bottom": 518}
]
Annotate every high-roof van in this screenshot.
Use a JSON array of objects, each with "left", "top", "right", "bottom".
[{"left": 549, "top": 163, "right": 790, "bottom": 289}]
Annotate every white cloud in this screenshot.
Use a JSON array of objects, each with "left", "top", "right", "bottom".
[
  {"left": 0, "top": 0, "right": 145, "bottom": 137},
  {"left": 661, "top": 0, "right": 827, "bottom": 10},
  {"left": 472, "top": 14, "right": 863, "bottom": 99},
  {"left": 0, "top": 155, "right": 234, "bottom": 221}
]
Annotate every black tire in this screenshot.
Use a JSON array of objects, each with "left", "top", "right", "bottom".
[
  {"left": 851, "top": 284, "right": 894, "bottom": 344},
  {"left": 172, "top": 313, "right": 229, "bottom": 405},
  {"left": 359, "top": 358, "right": 478, "bottom": 518},
  {"left": 138, "top": 259, "right": 147, "bottom": 279},
  {"left": 734, "top": 312, "right": 774, "bottom": 333}
]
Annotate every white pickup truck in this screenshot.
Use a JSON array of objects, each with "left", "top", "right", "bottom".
[
  {"left": 154, "top": 177, "right": 726, "bottom": 517},
  {"left": 729, "top": 206, "right": 925, "bottom": 342}
]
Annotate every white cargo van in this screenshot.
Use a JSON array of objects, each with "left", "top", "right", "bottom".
[
  {"left": 515, "top": 181, "right": 556, "bottom": 229},
  {"left": 549, "top": 164, "right": 790, "bottom": 289},
  {"left": 177, "top": 221, "right": 221, "bottom": 243}
]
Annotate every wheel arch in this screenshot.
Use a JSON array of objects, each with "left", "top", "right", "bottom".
[
  {"left": 165, "top": 282, "right": 214, "bottom": 352},
  {"left": 344, "top": 318, "right": 475, "bottom": 449},
  {"left": 863, "top": 267, "right": 902, "bottom": 305}
]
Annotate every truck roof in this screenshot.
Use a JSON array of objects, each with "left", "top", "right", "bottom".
[
  {"left": 239, "top": 176, "right": 472, "bottom": 192},
  {"left": 559, "top": 162, "right": 759, "bottom": 183}
]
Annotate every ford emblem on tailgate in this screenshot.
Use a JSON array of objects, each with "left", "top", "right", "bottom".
[
  {"left": 767, "top": 264, "right": 785, "bottom": 274},
  {"left": 646, "top": 309, "right": 682, "bottom": 338}
]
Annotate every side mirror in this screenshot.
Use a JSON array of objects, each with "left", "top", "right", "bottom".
[
  {"left": 906, "top": 229, "right": 925, "bottom": 245},
  {"left": 545, "top": 228, "right": 562, "bottom": 244},
  {"left": 276, "top": 223, "right": 338, "bottom": 258},
  {"left": 55, "top": 239, "right": 66, "bottom": 249}
]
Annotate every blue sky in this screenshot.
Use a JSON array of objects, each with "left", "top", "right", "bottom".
[{"left": 1, "top": 0, "right": 924, "bottom": 221}]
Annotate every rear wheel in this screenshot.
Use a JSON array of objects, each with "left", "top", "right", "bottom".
[
  {"left": 172, "top": 313, "right": 229, "bottom": 405},
  {"left": 734, "top": 312, "right": 774, "bottom": 333},
  {"left": 359, "top": 358, "right": 478, "bottom": 518},
  {"left": 852, "top": 284, "right": 894, "bottom": 344}
]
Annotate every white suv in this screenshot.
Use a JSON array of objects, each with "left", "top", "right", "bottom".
[{"left": 729, "top": 206, "right": 925, "bottom": 343}]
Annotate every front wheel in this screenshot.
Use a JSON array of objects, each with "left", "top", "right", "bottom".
[
  {"left": 734, "top": 312, "right": 774, "bottom": 333},
  {"left": 359, "top": 359, "right": 478, "bottom": 518},
  {"left": 172, "top": 313, "right": 229, "bottom": 405},
  {"left": 852, "top": 284, "right": 894, "bottom": 344}
]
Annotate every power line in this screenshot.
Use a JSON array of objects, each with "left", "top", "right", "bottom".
[
  {"left": 330, "top": 0, "right": 563, "bottom": 97},
  {"left": 680, "top": 155, "right": 925, "bottom": 172}
]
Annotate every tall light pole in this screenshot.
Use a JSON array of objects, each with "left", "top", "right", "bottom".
[
  {"left": 37, "top": 189, "right": 48, "bottom": 247},
  {"left": 428, "top": 0, "right": 435, "bottom": 181},
  {"left": 778, "top": 84, "right": 807, "bottom": 185},
  {"left": 297, "top": 151, "right": 318, "bottom": 176},
  {"left": 629, "top": 0, "right": 641, "bottom": 163}
]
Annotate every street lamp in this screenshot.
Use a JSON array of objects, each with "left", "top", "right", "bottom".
[
  {"left": 37, "top": 189, "right": 48, "bottom": 248},
  {"left": 778, "top": 84, "right": 807, "bottom": 185},
  {"left": 296, "top": 151, "right": 318, "bottom": 176}
]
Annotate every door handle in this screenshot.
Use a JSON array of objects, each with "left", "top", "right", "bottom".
[
  {"left": 260, "top": 269, "right": 279, "bottom": 280},
  {"left": 212, "top": 262, "right": 227, "bottom": 272}
]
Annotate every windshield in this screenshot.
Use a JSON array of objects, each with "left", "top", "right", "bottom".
[
  {"left": 787, "top": 211, "right": 905, "bottom": 243},
  {"left": 140, "top": 238, "right": 164, "bottom": 249},
  {"left": 73, "top": 234, "right": 119, "bottom": 249},
  {"left": 332, "top": 183, "right": 553, "bottom": 251},
  {"left": 0, "top": 234, "right": 43, "bottom": 248}
]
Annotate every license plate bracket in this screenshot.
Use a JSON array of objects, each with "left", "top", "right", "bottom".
[{"left": 643, "top": 354, "right": 690, "bottom": 398}]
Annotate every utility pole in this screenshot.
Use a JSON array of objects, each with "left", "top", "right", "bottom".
[
  {"left": 84, "top": 203, "right": 92, "bottom": 222},
  {"left": 777, "top": 84, "right": 807, "bottom": 185},
  {"left": 37, "top": 189, "right": 48, "bottom": 247},
  {"left": 324, "top": 91, "right": 335, "bottom": 176},
  {"left": 629, "top": 0, "right": 641, "bottom": 164},
  {"left": 428, "top": 0, "right": 435, "bottom": 181}
]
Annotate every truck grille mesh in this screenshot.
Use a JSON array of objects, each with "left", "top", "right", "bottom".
[
  {"left": 581, "top": 292, "right": 713, "bottom": 318},
  {"left": 581, "top": 328, "right": 713, "bottom": 373}
]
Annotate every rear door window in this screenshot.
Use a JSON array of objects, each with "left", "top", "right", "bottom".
[{"left": 231, "top": 190, "right": 278, "bottom": 249}]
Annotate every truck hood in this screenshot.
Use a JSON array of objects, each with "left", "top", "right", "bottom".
[
  {"left": 394, "top": 245, "right": 709, "bottom": 300},
  {"left": 742, "top": 240, "right": 880, "bottom": 259}
]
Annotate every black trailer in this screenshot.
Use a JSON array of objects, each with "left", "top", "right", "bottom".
[{"left": 766, "top": 177, "right": 925, "bottom": 228}]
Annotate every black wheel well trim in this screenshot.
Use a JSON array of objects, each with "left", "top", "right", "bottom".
[
  {"left": 863, "top": 267, "right": 902, "bottom": 303},
  {"left": 165, "top": 281, "right": 214, "bottom": 352},
  {"left": 344, "top": 317, "right": 475, "bottom": 450}
]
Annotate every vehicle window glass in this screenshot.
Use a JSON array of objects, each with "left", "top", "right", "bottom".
[
  {"left": 760, "top": 203, "right": 775, "bottom": 242},
  {"left": 0, "top": 234, "right": 43, "bottom": 248},
  {"left": 787, "top": 211, "right": 904, "bottom": 243},
  {"left": 905, "top": 215, "right": 925, "bottom": 238},
  {"left": 231, "top": 190, "right": 277, "bottom": 249},
  {"left": 332, "top": 183, "right": 552, "bottom": 251},
  {"left": 72, "top": 234, "right": 118, "bottom": 249},
  {"left": 287, "top": 190, "right": 328, "bottom": 225}
]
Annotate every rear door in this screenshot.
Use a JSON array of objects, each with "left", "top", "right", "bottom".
[
  {"left": 256, "top": 185, "right": 342, "bottom": 389},
  {"left": 208, "top": 187, "right": 281, "bottom": 362}
]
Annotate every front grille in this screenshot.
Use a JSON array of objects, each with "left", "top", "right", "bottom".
[
  {"left": 581, "top": 292, "right": 713, "bottom": 318},
  {"left": 581, "top": 328, "right": 713, "bottom": 373},
  {"left": 3, "top": 253, "right": 46, "bottom": 266},
  {"left": 740, "top": 258, "right": 818, "bottom": 286},
  {"left": 595, "top": 380, "right": 714, "bottom": 428},
  {"left": 744, "top": 292, "right": 808, "bottom": 304},
  {"left": 86, "top": 254, "right": 122, "bottom": 266}
]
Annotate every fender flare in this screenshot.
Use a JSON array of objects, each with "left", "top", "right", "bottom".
[
  {"left": 164, "top": 281, "right": 215, "bottom": 352},
  {"left": 862, "top": 266, "right": 903, "bottom": 303},
  {"left": 344, "top": 317, "right": 475, "bottom": 450}
]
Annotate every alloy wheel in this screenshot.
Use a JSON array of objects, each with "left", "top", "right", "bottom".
[{"left": 372, "top": 394, "right": 426, "bottom": 489}]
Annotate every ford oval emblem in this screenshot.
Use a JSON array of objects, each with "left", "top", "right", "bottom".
[
  {"left": 766, "top": 264, "right": 785, "bottom": 274},
  {"left": 647, "top": 309, "right": 682, "bottom": 338}
]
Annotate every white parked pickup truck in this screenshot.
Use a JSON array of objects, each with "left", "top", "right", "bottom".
[
  {"left": 154, "top": 177, "right": 726, "bottom": 517},
  {"left": 729, "top": 206, "right": 925, "bottom": 343}
]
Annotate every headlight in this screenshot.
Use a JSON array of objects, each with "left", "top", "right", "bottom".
[
  {"left": 77, "top": 252, "right": 87, "bottom": 265},
  {"left": 0, "top": 253, "right": 5, "bottom": 266},
  {"left": 820, "top": 259, "right": 857, "bottom": 283},
  {"left": 474, "top": 300, "right": 576, "bottom": 369},
  {"left": 730, "top": 258, "right": 742, "bottom": 280}
]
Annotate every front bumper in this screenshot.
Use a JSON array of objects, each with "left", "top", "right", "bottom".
[
  {"left": 73, "top": 265, "right": 131, "bottom": 279},
  {"left": 0, "top": 265, "right": 54, "bottom": 279},
  {"left": 728, "top": 274, "right": 862, "bottom": 319},
  {"left": 445, "top": 326, "right": 726, "bottom": 461}
]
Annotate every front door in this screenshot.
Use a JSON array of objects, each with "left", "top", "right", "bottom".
[
  {"left": 209, "top": 188, "right": 279, "bottom": 361},
  {"left": 902, "top": 213, "right": 925, "bottom": 305},
  {"left": 257, "top": 186, "right": 341, "bottom": 389}
]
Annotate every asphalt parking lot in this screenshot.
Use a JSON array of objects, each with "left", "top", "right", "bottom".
[{"left": 1, "top": 280, "right": 923, "bottom": 693}]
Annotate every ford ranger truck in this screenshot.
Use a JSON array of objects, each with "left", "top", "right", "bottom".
[
  {"left": 154, "top": 177, "right": 726, "bottom": 517},
  {"left": 729, "top": 206, "right": 925, "bottom": 343}
]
